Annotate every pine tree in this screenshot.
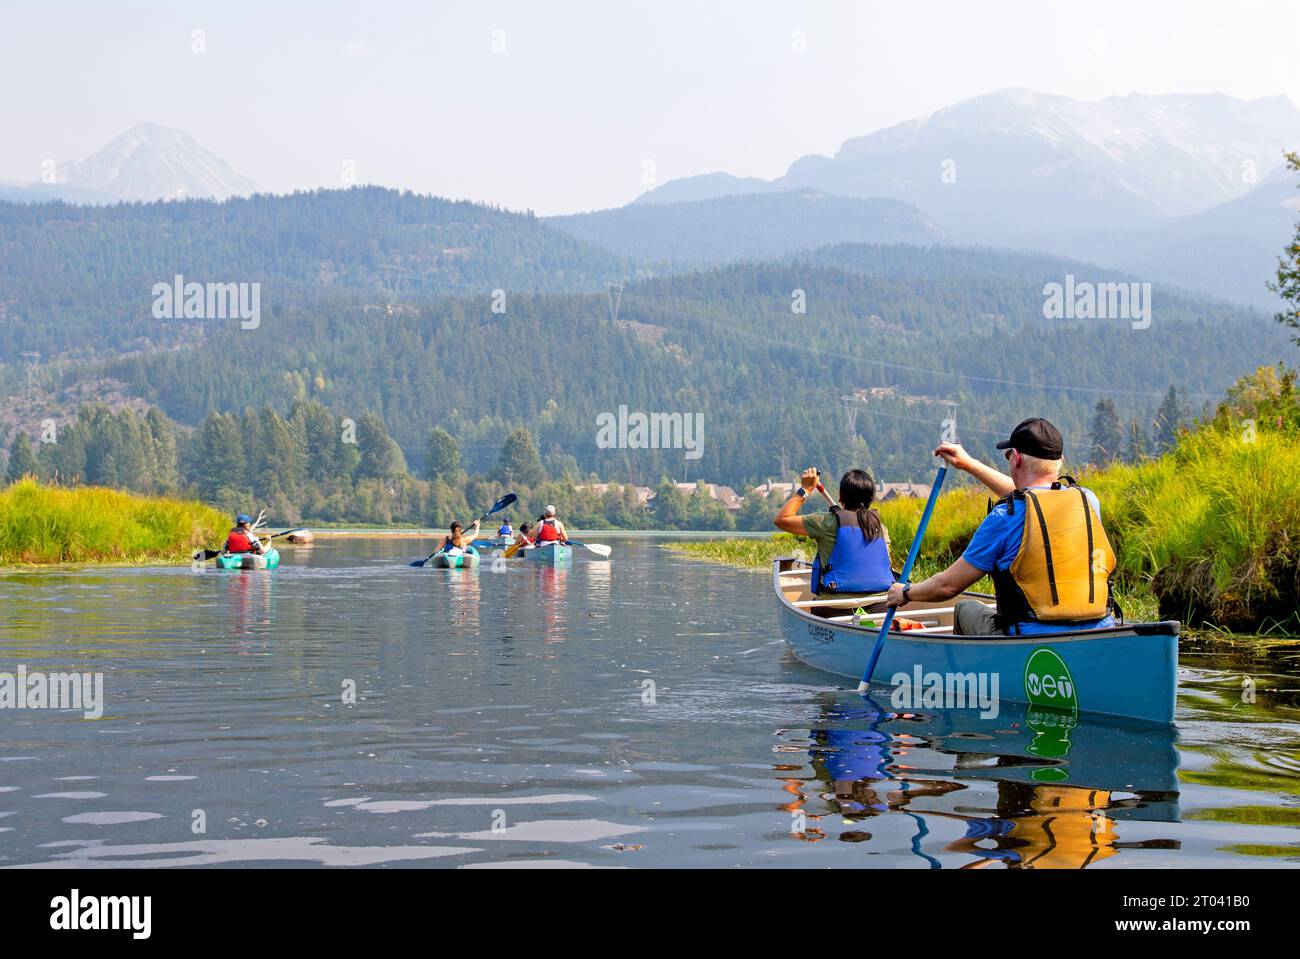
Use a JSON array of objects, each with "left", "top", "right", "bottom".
[
  {"left": 355, "top": 412, "right": 406, "bottom": 482},
  {"left": 1268, "top": 151, "right": 1300, "bottom": 347},
  {"left": 1154, "top": 385, "right": 1187, "bottom": 453},
  {"left": 425, "top": 427, "right": 460, "bottom": 481},
  {"left": 5, "top": 432, "right": 39, "bottom": 483},
  {"left": 492, "top": 427, "right": 545, "bottom": 487},
  {"left": 1126, "top": 419, "right": 1148, "bottom": 463},
  {"left": 1090, "top": 398, "right": 1124, "bottom": 465},
  {"left": 146, "top": 408, "right": 179, "bottom": 493}
]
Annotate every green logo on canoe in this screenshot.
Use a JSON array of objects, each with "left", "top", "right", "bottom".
[
  {"left": 1025, "top": 648, "right": 1079, "bottom": 766},
  {"left": 1024, "top": 647, "right": 1078, "bottom": 716}
]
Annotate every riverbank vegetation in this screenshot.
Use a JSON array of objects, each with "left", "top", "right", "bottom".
[
  {"left": 670, "top": 367, "right": 1300, "bottom": 634},
  {"left": 0, "top": 478, "right": 226, "bottom": 565}
]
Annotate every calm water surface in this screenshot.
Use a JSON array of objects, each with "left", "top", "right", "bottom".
[{"left": 1, "top": 535, "right": 1297, "bottom": 868}]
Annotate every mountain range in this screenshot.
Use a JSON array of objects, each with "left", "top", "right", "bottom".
[
  {"left": 635, "top": 90, "right": 1299, "bottom": 236},
  {"left": 605, "top": 89, "right": 1300, "bottom": 307}
]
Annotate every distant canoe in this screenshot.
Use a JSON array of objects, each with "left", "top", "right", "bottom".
[
  {"left": 773, "top": 556, "right": 1178, "bottom": 726},
  {"left": 525, "top": 542, "right": 571, "bottom": 565},
  {"left": 216, "top": 548, "right": 280, "bottom": 571},
  {"left": 432, "top": 547, "right": 480, "bottom": 569}
]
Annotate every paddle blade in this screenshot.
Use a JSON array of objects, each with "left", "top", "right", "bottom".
[
  {"left": 503, "top": 540, "right": 524, "bottom": 559},
  {"left": 581, "top": 543, "right": 612, "bottom": 558},
  {"left": 409, "top": 557, "right": 431, "bottom": 567},
  {"left": 487, "top": 493, "right": 517, "bottom": 516}
]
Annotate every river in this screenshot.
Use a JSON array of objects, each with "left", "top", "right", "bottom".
[{"left": 0, "top": 534, "right": 1296, "bottom": 868}]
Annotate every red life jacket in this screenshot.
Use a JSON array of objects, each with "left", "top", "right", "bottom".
[
  {"left": 225, "top": 529, "right": 255, "bottom": 553},
  {"left": 536, "top": 518, "right": 562, "bottom": 542}
]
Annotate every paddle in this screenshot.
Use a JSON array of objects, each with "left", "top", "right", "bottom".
[
  {"left": 564, "top": 540, "right": 612, "bottom": 558},
  {"left": 192, "top": 527, "right": 308, "bottom": 562},
  {"left": 814, "top": 471, "right": 836, "bottom": 509},
  {"left": 856, "top": 465, "right": 947, "bottom": 694},
  {"left": 503, "top": 538, "right": 527, "bottom": 559},
  {"left": 410, "top": 493, "right": 517, "bottom": 567}
]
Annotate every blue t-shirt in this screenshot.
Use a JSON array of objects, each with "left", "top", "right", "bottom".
[{"left": 961, "top": 485, "right": 1114, "bottom": 635}]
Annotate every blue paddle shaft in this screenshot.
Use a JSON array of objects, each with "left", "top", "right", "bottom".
[{"left": 858, "top": 466, "right": 947, "bottom": 690}]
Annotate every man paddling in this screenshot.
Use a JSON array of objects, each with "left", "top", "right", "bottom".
[
  {"left": 224, "top": 514, "right": 265, "bottom": 556},
  {"left": 534, "top": 506, "right": 569, "bottom": 545},
  {"left": 884, "top": 418, "right": 1118, "bottom": 635}
]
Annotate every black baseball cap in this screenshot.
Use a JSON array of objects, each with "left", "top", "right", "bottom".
[{"left": 995, "top": 417, "right": 1063, "bottom": 459}]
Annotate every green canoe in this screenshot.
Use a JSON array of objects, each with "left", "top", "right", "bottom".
[
  {"left": 526, "top": 542, "right": 572, "bottom": 565},
  {"left": 215, "top": 548, "right": 281, "bottom": 570},
  {"left": 433, "top": 547, "right": 480, "bottom": 569}
]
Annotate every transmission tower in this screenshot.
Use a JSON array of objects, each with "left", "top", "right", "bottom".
[
  {"left": 606, "top": 282, "right": 624, "bottom": 323},
  {"left": 20, "top": 352, "right": 40, "bottom": 397}
]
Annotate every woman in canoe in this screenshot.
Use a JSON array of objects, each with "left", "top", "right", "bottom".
[
  {"left": 775, "top": 468, "right": 893, "bottom": 595},
  {"left": 441, "top": 519, "right": 481, "bottom": 554},
  {"left": 224, "top": 514, "right": 265, "bottom": 556},
  {"left": 534, "top": 505, "right": 569, "bottom": 545}
]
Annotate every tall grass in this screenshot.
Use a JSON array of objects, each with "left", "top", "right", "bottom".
[
  {"left": 0, "top": 479, "right": 227, "bottom": 565},
  {"left": 668, "top": 426, "right": 1300, "bottom": 633}
]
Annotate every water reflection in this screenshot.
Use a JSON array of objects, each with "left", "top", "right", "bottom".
[
  {"left": 789, "top": 694, "right": 1181, "bottom": 868},
  {"left": 223, "top": 568, "right": 274, "bottom": 638},
  {"left": 535, "top": 567, "right": 569, "bottom": 643}
]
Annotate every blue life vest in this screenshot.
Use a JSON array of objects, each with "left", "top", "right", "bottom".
[
  {"left": 498, "top": 524, "right": 512, "bottom": 536},
  {"left": 810, "top": 506, "right": 894, "bottom": 594}
]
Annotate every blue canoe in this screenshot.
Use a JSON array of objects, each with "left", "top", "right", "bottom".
[
  {"left": 774, "top": 556, "right": 1178, "bottom": 726},
  {"left": 526, "top": 542, "right": 572, "bottom": 565},
  {"left": 432, "top": 546, "right": 479, "bottom": 569},
  {"left": 215, "top": 547, "right": 281, "bottom": 570}
]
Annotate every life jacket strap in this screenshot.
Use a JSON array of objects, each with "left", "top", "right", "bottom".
[
  {"left": 1022, "top": 490, "right": 1060, "bottom": 607},
  {"left": 1078, "top": 486, "right": 1096, "bottom": 605}
]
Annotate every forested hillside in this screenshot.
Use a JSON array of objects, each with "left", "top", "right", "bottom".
[
  {"left": 547, "top": 190, "right": 943, "bottom": 264},
  {"left": 0, "top": 187, "right": 630, "bottom": 360},
  {"left": 78, "top": 250, "right": 1290, "bottom": 487},
  {"left": 3, "top": 187, "right": 1291, "bottom": 501}
]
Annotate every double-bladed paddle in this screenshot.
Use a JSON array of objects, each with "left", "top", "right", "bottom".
[
  {"left": 192, "top": 527, "right": 308, "bottom": 562},
  {"left": 410, "top": 493, "right": 518, "bottom": 567},
  {"left": 856, "top": 465, "right": 947, "bottom": 694},
  {"left": 564, "top": 541, "right": 612, "bottom": 558}
]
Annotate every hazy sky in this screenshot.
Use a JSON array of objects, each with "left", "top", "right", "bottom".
[{"left": 2, "top": 0, "right": 1298, "bottom": 214}]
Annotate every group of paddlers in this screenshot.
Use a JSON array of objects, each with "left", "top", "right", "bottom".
[
  {"left": 439, "top": 505, "right": 570, "bottom": 555},
  {"left": 775, "top": 417, "right": 1117, "bottom": 636}
]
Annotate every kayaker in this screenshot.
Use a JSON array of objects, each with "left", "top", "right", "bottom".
[
  {"left": 442, "top": 520, "right": 481, "bottom": 554},
  {"left": 884, "top": 418, "right": 1118, "bottom": 635},
  {"left": 498, "top": 518, "right": 514, "bottom": 539},
  {"left": 224, "top": 514, "right": 265, "bottom": 555},
  {"left": 515, "top": 523, "right": 535, "bottom": 546},
  {"left": 534, "top": 506, "right": 569, "bottom": 544},
  {"left": 774, "top": 467, "right": 893, "bottom": 595}
]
